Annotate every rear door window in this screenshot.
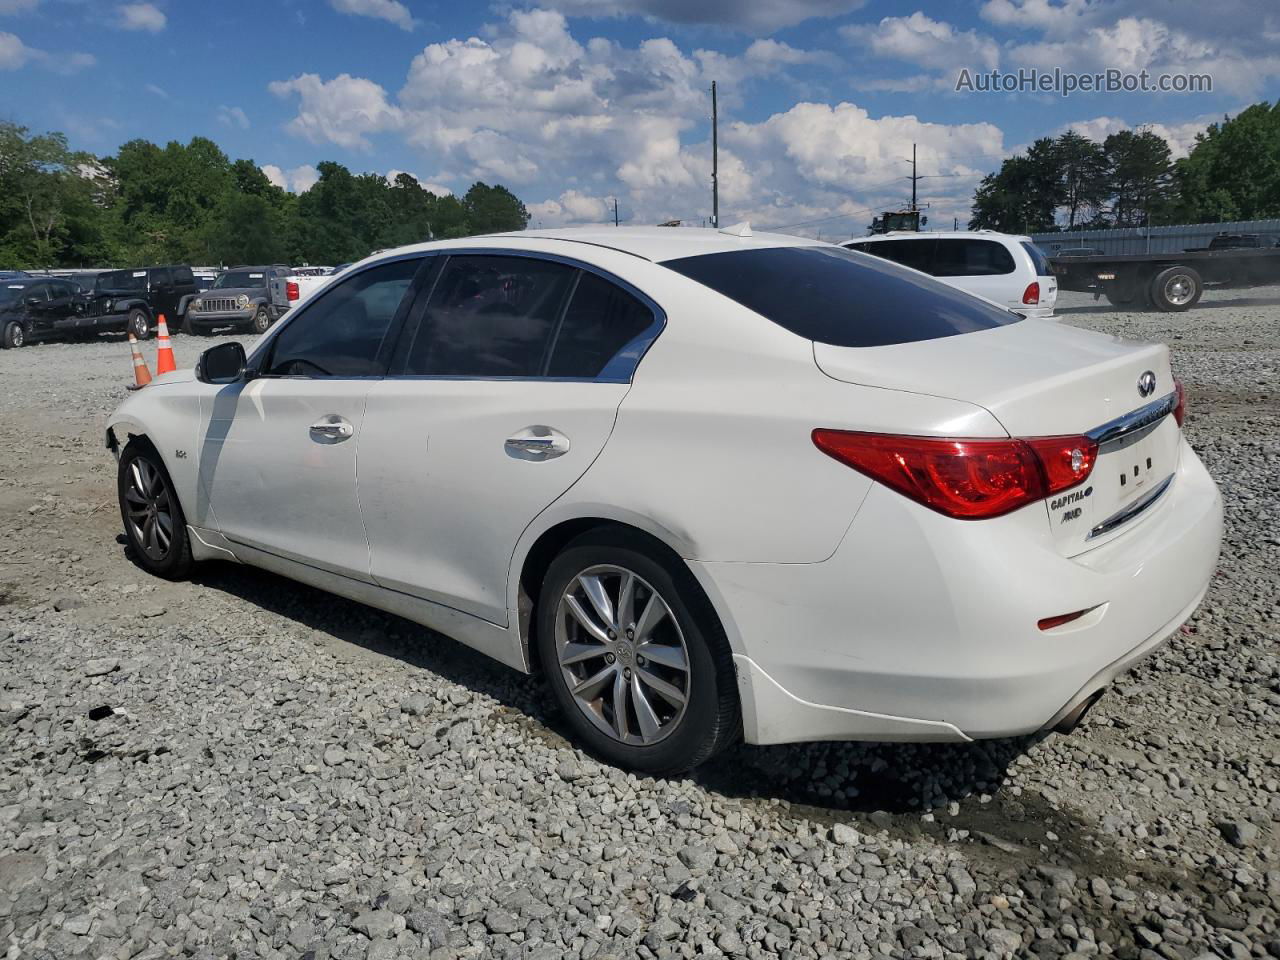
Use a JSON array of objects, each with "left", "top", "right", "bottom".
[
  {"left": 860, "top": 238, "right": 936, "bottom": 273},
  {"left": 173, "top": 266, "right": 195, "bottom": 286},
  {"left": 546, "top": 271, "right": 656, "bottom": 379},
  {"left": 661, "top": 245, "right": 1020, "bottom": 348},
  {"left": 403, "top": 255, "right": 574, "bottom": 377},
  {"left": 266, "top": 258, "right": 422, "bottom": 377},
  {"left": 933, "top": 239, "right": 1016, "bottom": 277}
]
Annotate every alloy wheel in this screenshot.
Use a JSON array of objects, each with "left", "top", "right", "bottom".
[
  {"left": 554, "top": 564, "right": 691, "bottom": 746},
  {"left": 1164, "top": 275, "right": 1194, "bottom": 306},
  {"left": 123, "top": 456, "right": 174, "bottom": 561}
]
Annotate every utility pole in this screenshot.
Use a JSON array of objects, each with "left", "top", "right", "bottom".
[
  {"left": 710, "top": 81, "right": 719, "bottom": 228},
  {"left": 613, "top": 197, "right": 619, "bottom": 227},
  {"left": 953, "top": 217, "right": 958, "bottom": 230},
  {"left": 908, "top": 142, "right": 919, "bottom": 211}
]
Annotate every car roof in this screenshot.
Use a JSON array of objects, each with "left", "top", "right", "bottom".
[
  {"left": 849, "top": 231, "right": 1034, "bottom": 244},
  {"left": 385, "top": 226, "right": 828, "bottom": 265}
]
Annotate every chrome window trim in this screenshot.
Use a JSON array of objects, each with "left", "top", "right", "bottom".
[
  {"left": 394, "top": 246, "right": 667, "bottom": 384},
  {"left": 1087, "top": 473, "right": 1175, "bottom": 540},
  {"left": 1087, "top": 391, "right": 1178, "bottom": 448}
]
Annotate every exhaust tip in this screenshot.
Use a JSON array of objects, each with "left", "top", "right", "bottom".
[{"left": 1054, "top": 689, "right": 1105, "bottom": 735}]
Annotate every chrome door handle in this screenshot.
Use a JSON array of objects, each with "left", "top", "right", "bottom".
[
  {"left": 309, "top": 417, "right": 354, "bottom": 443},
  {"left": 505, "top": 427, "right": 570, "bottom": 460}
]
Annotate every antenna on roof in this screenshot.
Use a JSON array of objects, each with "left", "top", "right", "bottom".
[{"left": 718, "top": 221, "right": 751, "bottom": 238}]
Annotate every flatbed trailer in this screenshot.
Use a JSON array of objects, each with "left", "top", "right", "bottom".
[{"left": 1050, "top": 246, "right": 1280, "bottom": 311}]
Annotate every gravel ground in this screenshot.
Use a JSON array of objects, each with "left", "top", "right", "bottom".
[{"left": 1, "top": 286, "right": 1277, "bottom": 960}]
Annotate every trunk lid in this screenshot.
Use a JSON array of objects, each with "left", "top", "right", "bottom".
[{"left": 813, "top": 320, "right": 1181, "bottom": 555}]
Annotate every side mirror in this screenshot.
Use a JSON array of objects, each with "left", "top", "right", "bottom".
[{"left": 196, "top": 341, "right": 248, "bottom": 384}]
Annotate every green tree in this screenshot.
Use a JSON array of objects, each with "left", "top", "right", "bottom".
[
  {"left": 969, "top": 138, "right": 1061, "bottom": 232},
  {"left": 464, "top": 182, "right": 530, "bottom": 234},
  {"left": 1174, "top": 101, "right": 1280, "bottom": 222},
  {"left": 0, "top": 122, "right": 103, "bottom": 268},
  {"left": 1102, "top": 129, "right": 1175, "bottom": 227},
  {"left": 1055, "top": 130, "right": 1108, "bottom": 229}
]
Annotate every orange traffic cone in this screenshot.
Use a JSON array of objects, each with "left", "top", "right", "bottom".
[
  {"left": 154, "top": 313, "right": 176, "bottom": 375},
  {"left": 128, "top": 333, "right": 152, "bottom": 390}
]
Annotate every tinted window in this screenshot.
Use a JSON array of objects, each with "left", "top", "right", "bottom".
[
  {"left": 50, "top": 280, "right": 79, "bottom": 298},
  {"left": 213, "top": 270, "right": 266, "bottom": 289},
  {"left": 266, "top": 258, "right": 420, "bottom": 377},
  {"left": 150, "top": 267, "right": 172, "bottom": 287},
  {"left": 23, "top": 282, "right": 49, "bottom": 302},
  {"left": 405, "top": 255, "right": 574, "bottom": 377},
  {"left": 861, "top": 237, "right": 936, "bottom": 273},
  {"left": 547, "top": 272, "right": 655, "bottom": 378},
  {"left": 932, "top": 239, "right": 1015, "bottom": 277},
  {"left": 662, "top": 246, "right": 1020, "bottom": 349},
  {"left": 1020, "top": 242, "right": 1052, "bottom": 276},
  {"left": 173, "top": 266, "right": 195, "bottom": 286},
  {"left": 101, "top": 270, "right": 147, "bottom": 292}
]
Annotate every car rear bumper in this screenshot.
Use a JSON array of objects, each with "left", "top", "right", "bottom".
[{"left": 689, "top": 438, "right": 1222, "bottom": 745}]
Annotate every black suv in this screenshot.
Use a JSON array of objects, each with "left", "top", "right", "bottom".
[
  {"left": 1, "top": 276, "right": 87, "bottom": 347},
  {"left": 79, "top": 265, "right": 199, "bottom": 338}
]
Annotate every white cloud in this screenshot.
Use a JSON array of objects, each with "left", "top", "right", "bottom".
[
  {"left": 533, "top": 0, "right": 867, "bottom": 33},
  {"left": 287, "top": 164, "right": 320, "bottom": 193},
  {"left": 269, "top": 72, "right": 403, "bottom": 150},
  {"left": 386, "top": 169, "right": 455, "bottom": 195},
  {"left": 117, "top": 3, "right": 166, "bottom": 32},
  {"left": 0, "top": 30, "right": 92, "bottom": 72},
  {"left": 261, "top": 163, "right": 321, "bottom": 193},
  {"left": 979, "top": 0, "right": 1090, "bottom": 31},
  {"left": 268, "top": 8, "right": 1009, "bottom": 235},
  {"left": 0, "top": 0, "right": 39, "bottom": 14},
  {"left": 261, "top": 164, "right": 288, "bottom": 190},
  {"left": 842, "top": 12, "right": 999, "bottom": 71},
  {"left": 329, "top": 0, "right": 414, "bottom": 31},
  {"left": 217, "top": 105, "right": 250, "bottom": 129},
  {"left": 0, "top": 30, "right": 32, "bottom": 68},
  {"left": 1057, "top": 113, "right": 1222, "bottom": 160},
  {"left": 145, "top": 82, "right": 168, "bottom": 98}
]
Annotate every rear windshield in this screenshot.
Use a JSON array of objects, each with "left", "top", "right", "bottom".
[
  {"left": 661, "top": 245, "right": 1020, "bottom": 348},
  {"left": 1021, "top": 242, "right": 1053, "bottom": 276}
]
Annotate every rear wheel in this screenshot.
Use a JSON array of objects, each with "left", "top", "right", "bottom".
[
  {"left": 536, "top": 530, "right": 739, "bottom": 775},
  {"left": 1149, "top": 266, "right": 1202, "bottom": 312},
  {"left": 2, "top": 321, "right": 26, "bottom": 348},
  {"left": 1103, "top": 286, "right": 1137, "bottom": 308},
  {"left": 118, "top": 443, "right": 192, "bottom": 580}
]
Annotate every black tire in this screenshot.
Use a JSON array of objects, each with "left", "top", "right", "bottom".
[
  {"left": 536, "top": 529, "right": 739, "bottom": 775},
  {"left": 1149, "top": 265, "right": 1202, "bottom": 312},
  {"left": 2, "top": 321, "right": 26, "bottom": 348},
  {"left": 117, "top": 442, "right": 193, "bottom": 580},
  {"left": 128, "top": 308, "right": 151, "bottom": 340},
  {"left": 251, "top": 305, "right": 271, "bottom": 335},
  {"left": 1103, "top": 287, "right": 1136, "bottom": 307}
]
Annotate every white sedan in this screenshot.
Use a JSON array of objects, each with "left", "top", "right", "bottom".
[{"left": 107, "top": 227, "right": 1222, "bottom": 774}]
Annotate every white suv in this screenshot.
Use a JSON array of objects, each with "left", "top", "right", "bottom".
[{"left": 843, "top": 230, "right": 1058, "bottom": 319}]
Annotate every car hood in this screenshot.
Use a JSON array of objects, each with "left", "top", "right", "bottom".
[{"left": 199, "top": 287, "right": 263, "bottom": 299}]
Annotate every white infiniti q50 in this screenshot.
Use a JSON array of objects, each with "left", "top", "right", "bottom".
[{"left": 106, "top": 227, "right": 1222, "bottom": 773}]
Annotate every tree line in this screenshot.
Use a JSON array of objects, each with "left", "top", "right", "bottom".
[
  {"left": 969, "top": 100, "right": 1280, "bottom": 232},
  {"left": 0, "top": 122, "right": 531, "bottom": 269}
]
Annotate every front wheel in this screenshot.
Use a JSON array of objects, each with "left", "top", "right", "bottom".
[
  {"left": 128, "top": 309, "right": 151, "bottom": 340},
  {"left": 2, "top": 321, "right": 26, "bottom": 348},
  {"left": 536, "top": 531, "right": 739, "bottom": 775},
  {"left": 118, "top": 444, "right": 192, "bottom": 580},
  {"left": 251, "top": 305, "right": 272, "bottom": 335}
]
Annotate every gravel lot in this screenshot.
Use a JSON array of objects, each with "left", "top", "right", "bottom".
[{"left": 1, "top": 287, "right": 1277, "bottom": 960}]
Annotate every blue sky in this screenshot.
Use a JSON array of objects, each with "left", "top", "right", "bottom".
[{"left": 2, "top": 0, "right": 1277, "bottom": 236}]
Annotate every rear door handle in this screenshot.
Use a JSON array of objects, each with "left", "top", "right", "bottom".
[
  {"left": 309, "top": 416, "right": 354, "bottom": 443},
  {"left": 505, "top": 427, "right": 570, "bottom": 460}
]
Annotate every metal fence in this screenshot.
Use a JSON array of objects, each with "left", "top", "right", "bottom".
[{"left": 1031, "top": 219, "right": 1280, "bottom": 256}]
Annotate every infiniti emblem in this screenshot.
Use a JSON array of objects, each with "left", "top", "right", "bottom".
[{"left": 1137, "top": 370, "right": 1156, "bottom": 397}]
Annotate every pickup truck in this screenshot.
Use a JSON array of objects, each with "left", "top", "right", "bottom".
[
  {"left": 1051, "top": 243, "right": 1280, "bottom": 311},
  {"left": 269, "top": 266, "right": 334, "bottom": 315},
  {"left": 185, "top": 265, "right": 290, "bottom": 334}
]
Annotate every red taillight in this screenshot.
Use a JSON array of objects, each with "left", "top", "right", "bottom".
[
  {"left": 1022, "top": 281, "right": 1040, "bottom": 305},
  {"left": 812, "top": 430, "right": 1097, "bottom": 520},
  {"left": 1038, "top": 609, "right": 1088, "bottom": 631},
  {"left": 1173, "top": 378, "right": 1186, "bottom": 427},
  {"left": 286, "top": 281, "right": 300, "bottom": 301}
]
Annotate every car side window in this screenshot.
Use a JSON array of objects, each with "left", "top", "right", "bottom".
[
  {"left": 265, "top": 258, "right": 421, "bottom": 377},
  {"left": 51, "top": 280, "right": 77, "bottom": 298},
  {"left": 933, "top": 239, "right": 1016, "bottom": 277},
  {"left": 404, "top": 255, "right": 575, "bottom": 377},
  {"left": 151, "top": 267, "right": 172, "bottom": 287},
  {"left": 547, "top": 271, "right": 655, "bottom": 378},
  {"left": 173, "top": 266, "right": 194, "bottom": 286},
  {"left": 24, "top": 283, "right": 49, "bottom": 302},
  {"left": 863, "top": 238, "right": 936, "bottom": 273}
]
